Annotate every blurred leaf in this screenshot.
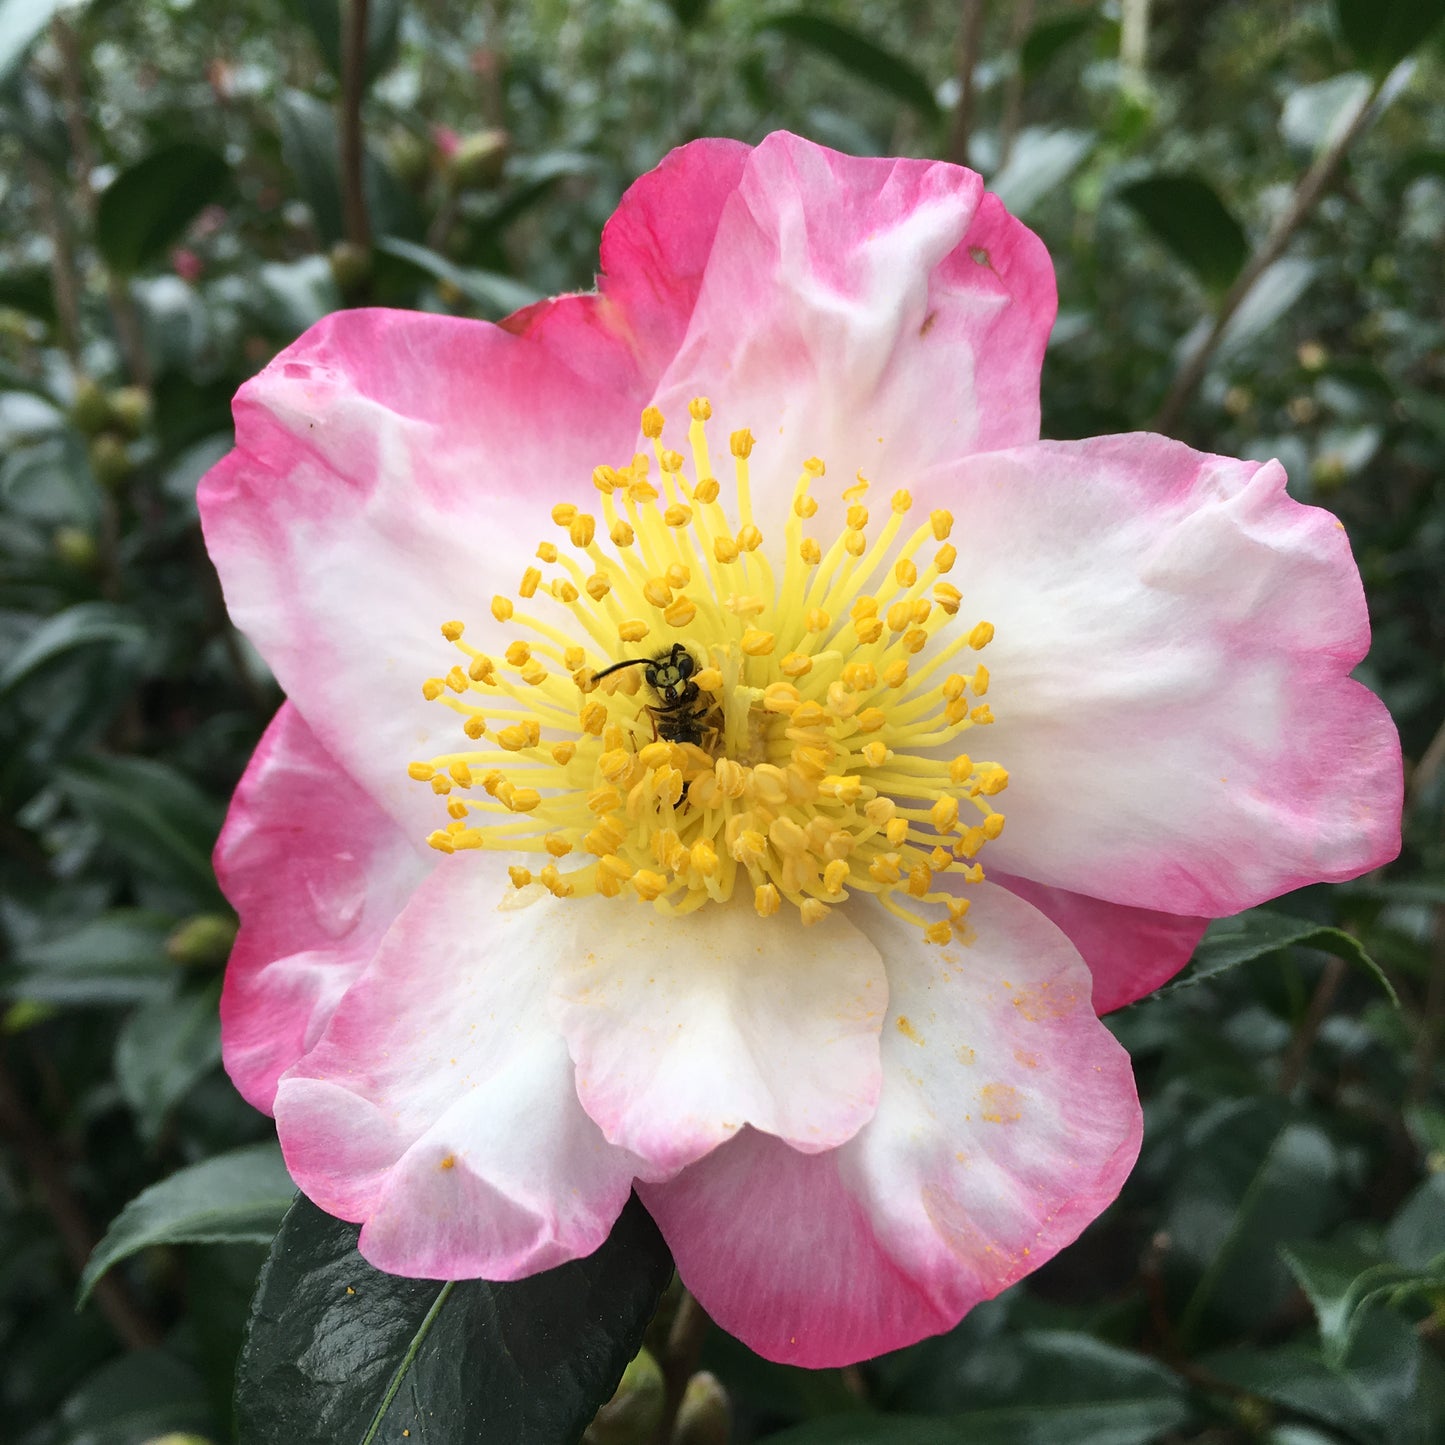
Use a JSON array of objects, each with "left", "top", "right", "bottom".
[
  {"left": 990, "top": 129, "right": 1095, "bottom": 219},
  {"left": 1155, "top": 909, "right": 1397, "bottom": 1005},
  {"left": 1384, "top": 1173, "right": 1445, "bottom": 1268},
  {"left": 236, "top": 1193, "right": 673, "bottom": 1445},
  {"left": 1, "top": 908, "right": 174, "bottom": 1005},
  {"left": 767, "top": 1334, "right": 1190, "bottom": 1444},
  {"left": 1217, "top": 256, "right": 1318, "bottom": 353},
  {"left": 1335, "top": 0, "right": 1445, "bottom": 73},
  {"left": 757, "top": 12, "right": 940, "bottom": 119},
  {"left": 374, "top": 236, "right": 541, "bottom": 316},
  {"left": 1118, "top": 174, "right": 1248, "bottom": 291},
  {"left": 80, "top": 1142, "right": 293, "bottom": 1305},
  {"left": 57, "top": 754, "right": 225, "bottom": 907},
  {"left": 668, "top": 0, "right": 711, "bottom": 26},
  {"left": 282, "top": 0, "right": 403, "bottom": 83},
  {"left": 58, "top": 1348, "right": 216, "bottom": 1445},
  {"left": 95, "top": 143, "right": 230, "bottom": 276},
  {"left": 114, "top": 983, "right": 223, "bottom": 1144},
  {"left": 0, "top": 602, "right": 147, "bottom": 700},
  {"left": 1282, "top": 73, "right": 1374, "bottom": 154},
  {"left": 1021, "top": 12, "right": 1097, "bottom": 80},
  {"left": 0, "top": 263, "right": 56, "bottom": 322},
  {"left": 0, "top": 0, "right": 58, "bottom": 85}
]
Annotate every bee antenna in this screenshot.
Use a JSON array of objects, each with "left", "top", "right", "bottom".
[{"left": 590, "top": 657, "right": 651, "bottom": 681}]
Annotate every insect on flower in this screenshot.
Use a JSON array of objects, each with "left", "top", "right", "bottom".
[{"left": 584, "top": 643, "right": 718, "bottom": 749}]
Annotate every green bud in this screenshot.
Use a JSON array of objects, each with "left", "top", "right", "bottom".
[
  {"left": 446, "top": 129, "right": 510, "bottom": 189},
  {"left": 71, "top": 376, "right": 112, "bottom": 435},
  {"left": 53, "top": 525, "right": 98, "bottom": 570},
  {"left": 88, "top": 432, "right": 133, "bottom": 487},
  {"left": 583, "top": 1348, "right": 665, "bottom": 1445},
  {"left": 141, "top": 1436, "right": 216, "bottom": 1445},
  {"left": 1311, "top": 453, "right": 1349, "bottom": 492},
  {"left": 108, "top": 385, "right": 152, "bottom": 437},
  {"left": 328, "top": 240, "right": 372, "bottom": 293},
  {"left": 166, "top": 914, "right": 238, "bottom": 968},
  {"left": 388, "top": 129, "right": 432, "bottom": 186},
  {"left": 672, "top": 1371, "right": 730, "bottom": 1445}
]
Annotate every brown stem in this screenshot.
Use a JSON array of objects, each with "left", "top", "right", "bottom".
[
  {"left": 0, "top": 1051, "right": 162, "bottom": 1351},
  {"left": 26, "top": 156, "right": 82, "bottom": 358},
  {"left": 998, "top": 0, "right": 1034, "bottom": 168},
  {"left": 1151, "top": 67, "right": 1395, "bottom": 434},
  {"left": 1278, "top": 955, "right": 1347, "bottom": 1095},
  {"left": 340, "top": 0, "right": 373, "bottom": 251},
  {"left": 651, "top": 1290, "right": 710, "bottom": 1445},
  {"left": 948, "top": 0, "right": 987, "bottom": 168}
]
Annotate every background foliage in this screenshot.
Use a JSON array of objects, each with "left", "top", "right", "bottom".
[{"left": 1, "top": 1, "right": 1443, "bottom": 1442}]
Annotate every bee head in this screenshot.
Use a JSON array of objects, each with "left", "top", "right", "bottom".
[{"left": 645, "top": 644, "right": 695, "bottom": 703}]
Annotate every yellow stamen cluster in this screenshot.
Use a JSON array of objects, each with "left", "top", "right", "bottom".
[{"left": 408, "top": 400, "right": 1007, "bottom": 945}]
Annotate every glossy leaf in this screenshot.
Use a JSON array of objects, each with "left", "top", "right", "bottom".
[
  {"left": 1118, "top": 173, "right": 1248, "bottom": 291},
  {"left": 236, "top": 1194, "right": 674, "bottom": 1445},
  {"left": 80, "top": 1143, "right": 293, "bottom": 1305},
  {"left": 989, "top": 129, "right": 1095, "bottom": 219},
  {"left": 756, "top": 12, "right": 940, "bottom": 119},
  {"left": 1, "top": 908, "right": 175, "bottom": 1005},
  {"left": 1335, "top": 0, "right": 1445, "bottom": 73},
  {"left": 0, "top": 602, "right": 147, "bottom": 700},
  {"left": 95, "top": 144, "right": 230, "bottom": 275},
  {"left": 114, "top": 983, "right": 223, "bottom": 1144}
]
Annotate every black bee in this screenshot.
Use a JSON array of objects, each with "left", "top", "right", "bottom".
[{"left": 591, "top": 642, "right": 712, "bottom": 747}]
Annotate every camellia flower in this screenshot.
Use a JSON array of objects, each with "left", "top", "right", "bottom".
[{"left": 200, "top": 132, "right": 1401, "bottom": 1367}]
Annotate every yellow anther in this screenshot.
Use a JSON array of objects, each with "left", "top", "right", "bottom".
[
  {"left": 556, "top": 581, "right": 582, "bottom": 604},
  {"left": 579, "top": 701, "right": 608, "bottom": 734},
  {"left": 794, "top": 494, "right": 819, "bottom": 518},
  {"left": 441, "top": 620, "right": 465, "bottom": 641},
  {"left": 886, "top": 601, "right": 911, "bottom": 634},
  {"left": 497, "top": 725, "right": 529, "bottom": 751},
  {"left": 943, "top": 674, "right": 968, "bottom": 702},
  {"left": 545, "top": 834, "right": 572, "bottom": 857},
  {"left": 445, "top": 667, "right": 468, "bottom": 693},
  {"left": 891, "top": 489, "right": 912, "bottom": 513},
  {"left": 823, "top": 859, "right": 851, "bottom": 896},
  {"left": 934, "top": 582, "right": 962, "bottom": 614},
  {"left": 803, "top": 456, "right": 826, "bottom": 477},
  {"left": 924, "top": 921, "right": 953, "bottom": 946},
  {"left": 908, "top": 864, "right": 933, "bottom": 898},
  {"left": 844, "top": 529, "right": 867, "bottom": 557},
  {"left": 715, "top": 535, "right": 740, "bottom": 564},
  {"left": 569, "top": 514, "right": 596, "bottom": 548},
  {"left": 885, "top": 818, "right": 910, "bottom": 848},
  {"left": 664, "top": 503, "right": 692, "bottom": 527},
  {"left": 447, "top": 798, "right": 468, "bottom": 819},
  {"left": 591, "top": 466, "right": 618, "bottom": 494},
  {"left": 741, "top": 628, "right": 776, "bottom": 656},
  {"left": 730, "top": 429, "right": 755, "bottom": 459},
  {"left": 968, "top": 620, "right": 995, "bottom": 650},
  {"left": 982, "top": 813, "right": 1006, "bottom": 839},
  {"left": 688, "top": 396, "right": 712, "bottom": 420},
  {"left": 695, "top": 477, "right": 720, "bottom": 503},
  {"left": 799, "top": 537, "right": 822, "bottom": 565},
  {"left": 933, "top": 543, "right": 957, "bottom": 573},
  {"left": 564, "top": 645, "right": 586, "bottom": 670},
  {"left": 856, "top": 707, "right": 886, "bottom": 732},
  {"left": 780, "top": 651, "right": 813, "bottom": 677},
  {"left": 422, "top": 678, "right": 445, "bottom": 700},
  {"left": 799, "top": 899, "right": 830, "bottom": 926},
  {"left": 955, "top": 827, "right": 986, "bottom": 858},
  {"left": 737, "top": 523, "right": 764, "bottom": 552},
  {"left": 861, "top": 741, "right": 890, "bottom": 767},
  {"left": 537, "top": 541, "right": 559, "bottom": 563},
  {"left": 664, "top": 595, "right": 697, "bottom": 627},
  {"left": 641, "top": 406, "right": 665, "bottom": 439},
  {"left": 491, "top": 595, "right": 513, "bottom": 622},
  {"left": 851, "top": 596, "right": 879, "bottom": 620},
  {"left": 894, "top": 558, "right": 918, "bottom": 587},
  {"left": 902, "top": 627, "right": 928, "bottom": 655},
  {"left": 407, "top": 761, "right": 436, "bottom": 781},
  {"left": 519, "top": 567, "right": 541, "bottom": 598},
  {"left": 585, "top": 572, "right": 611, "bottom": 601},
  {"left": 609, "top": 519, "right": 634, "bottom": 547},
  {"left": 972, "top": 664, "right": 990, "bottom": 696},
  {"left": 449, "top": 762, "right": 473, "bottom": 788},
  {"left": 690, "top": 839, "right": 719, "bottom": 876},
  {"left": 619, "top": 619, "right": 649, "bottom": 643},
  {"left": 724, "top": 593, "right": 766, "bottom": 617},
  {"left": 974, "top": 763, "right": 1008, "bottom": 795},
  {"left": 869, "top": 854, "right": 902, "bottom": 884},
  {"left": 505, "top": 641, "right": 531, "bottom": 667},
  {"left": 804, "top": 607, "right": 830, "bottom": 632},
  {"left": 842, "top": 661, "right": 877, "bottom": 690},
  {"left": 695, "top": 667, "right": 723, "bottom": 692},
  {"left": 468, "top": 655, "right": 494, "bottom": 683},
  {"left": 791, "top": 700, "right": 827, "bottom": 728},
  {"left": 971, "top": 703, "right": 994, "bottom": 724},
  {"left": 733, "top": 828, "right": 768, "bottom": 862},
  {"left": 930, "top": 509, "right": 954, "bottom": 540},
  {"left": 865, "top": 796, "right": 896, "bottom": 825},
  {"left": 643, "top": 577, "right": 672, "bottom": 608},
  {"left": 508, "top": 866, "right": 533, "bottom": 889},
  {"left": 947, "top": 897, "right": 972, "bottom": 922},
  {"left": 930, "top": 796, "right": 960, "bottom": 832},
  {"left": 552, "top": 741, "right": 577, "bottom": 765},
  {"left": 821, "top": 774, "right": 863, "bottom": 803},
  {"left": 665, "top": 562, "right": 691, "bottom": 588},
  {"left": 660, "top": 450, "right": 685, "bottom": 474},
  {"left": 551, "top": 503, "right": 577, "bottom": 526},
  {"left": 463, "top": 716, "right": 486, "bottom": 739},
  {"left": 507, "top": 787, "right": 541, "bottom": 813},
  {"left": 825, "top": 683, "right": 861, "bottom": 719},
  {"left": 768, "top": 816, "right": 808, "bottom": 858},
  {"left": 763, "top": 682, "right": 801, "bottom": 713},
  {"left": 854, "top": 616, "right": 884, "bottom": 644},
  {"left": 427, "top": 830, "right": 455, "bottom": 854},
  {"left": 598, "top": 749, "right": 633, "bottom": 784},
  {"left": 930, "top": 846, "right": 953, "bottom": 869},
  {"left": 945, "top": 696, "right": 970, "bottom": 725},
  {"left": 754, "top": 883, "right": 780, "bottom": 917},
  {"left": 603, "top": 723, "right": 626, "bottom": 751},
  {"left": 540, "top": 865, "right": 573, "bottom": 898}
]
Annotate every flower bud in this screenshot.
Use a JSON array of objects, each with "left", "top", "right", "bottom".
[
  {"left": 166, "top": 914, "right": 239, "bottom": 969},
  {"left": 672, "top": 1371, "right": 731, "bottom": 1445},
  {"left": 445, "top": 129, "right": 510, "bottom": 189},
  {"left": 328, "top": 241, "right": 372, "bottom": 294},
  {"left": 582, "top": 1348, "right": 665, "bottom": 1445},
  {"left": 88, "top": 433, "right": 133, "bottom": 488},
  {"left": 71, "top": 376, "right": 111, "bottom": 435},
  {"left": 141, "top": 1436, "right": 216, "bottom": 1445},
  {"left": 108, "top": 385, "right": 152, "bottom": 438},
  {"left": 52, "top": 525, "right": 98, "bottom": 571}
]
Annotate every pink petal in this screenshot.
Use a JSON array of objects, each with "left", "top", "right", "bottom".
[
  {"left": 199, "top": 308, "right": 642, "bottom": 837},
  {"left": 274, "top": 855, "right": 644, "bottom": 1280},
  {"left": 217, "top": 703, "right": 429, "bottom": 1112},
  {"left": 648, "top": 131, "right": 1055, "bottom": 533},
  {"left": 918, "top": 435, "right": 1402, "bottom": 916},
  {"left": 550, "top": 899, "right": 887, "bottom": 1174},
  {"left": 642, "top": 885, "right": 1141, "bottom": 1367},
  {"left": 993, "top": 874, "right": 1208, "bottom": 1014}
]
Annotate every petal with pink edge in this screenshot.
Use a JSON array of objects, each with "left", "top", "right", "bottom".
[
  {"left": 993, "top": 873, "right": 1208, "bottom": 1014},
  {"left": 649, "top": 131, "right": 1056, "bottom": 537},
  {"left": 642, "top": 885, "right": 1141, "bottom": 1367},
  {"left": 549, "top": 896, "right": 887, "bottom": 1175},
  {"left": 274, "top": 855, "right": 644, "bottom": 1281},
  {"left": 914, "top": 435, "right": 1402, "bottom": 916},
  {"left": 199, "top": 307, "right": 644, "bottom": 839},
  {"left": 216, "top": 703, "right": 430, "bottom": 1113}
]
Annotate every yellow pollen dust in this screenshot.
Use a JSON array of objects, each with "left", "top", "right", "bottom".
[{"left": 408, "top": 400, "right": 1007, "bottom": 945}]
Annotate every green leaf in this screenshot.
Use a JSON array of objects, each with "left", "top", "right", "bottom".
[
  {"left": 0, "top": 0, "right": 59, "bottom": 85},
  {"left": 236, "top": 1193, "right": 673, "bottom": 1444},
  {"left": 80, "top": 1143, "right": 294, "bottom": 1305},
  {"left": 114, "top": 983, "right": 223, "bottom": 1144},
  {"left": 282, "top": 0, "right": 403, "bottom": 83},
  {"left": 59, "top": 1348, "right": 217, "bottom": 1445},
  {"left": 58, "top": 753, "right": 225, "bottom": 906},
  {"left": 989, "top": 128, "right": 1095, "bottom": 220},
  {"left": 766, "top": 1334, "right": 1190, "bottom": 1444},
  {"left": 1335, "top": 0, "right": 1445, "bottom": 73},
  {"left": 1385, "top": 1173, "right": 1445, "bottom": 1268},
  {"left": 374, "top": 236, "right": 541, "bottom": 317},
  {"left": 1, "top": 908, "right": 175, "bottom": 1005},
  {"left": 1118, "top": 173, "right": 1248, "bottom": 292},
  {"left": 0, "top": 602, "right": 148, "bottom": 700},
  {"left": 95, "top": 143, "right": 230, "bottom": 275},
  {"left": 1020, "top": 12, "right": 1098, "bottom": 80},
  {"left": 1153, "top": 909, "right": 1397, "bottom": 1004},
  {"left": 756, "top": 12, "right": 940, "bottom": 119}
]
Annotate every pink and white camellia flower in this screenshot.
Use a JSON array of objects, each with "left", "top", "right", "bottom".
[{"left": 199, "top": 132, "right": 1401, "bottom": 1367}]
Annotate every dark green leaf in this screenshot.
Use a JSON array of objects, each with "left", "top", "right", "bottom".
[
  {"left": 0, "top": 602, "right": 148, "bottom": 700},
  {"left": 756, "top": 12, "right": 940, "bottom": 119},
  {"left": 2, "top": 908, "right": 175, "bottom": 1005},
  {"left": 58, "top": 753, "right": 225, "bottom": 906},
  {"left": 1385, "top": 1173, "right": 1445, "bottom": 1268},
  {"left": 59, "top": 1348, "right": 216, "bottom": 1445},
  {"left": 1021, "top": 13, "right": 1097, "bottom": 80},
  {"left": 0, "top": 0, "right": 58, "bottom": 85},
  {"left": 236, "top": 1193, "right": 673, "bottom": 1444},
  {"left": 1335, "top": 0, "right": 1445, "bottom": 73},
  {"left": 114, "top": 983, "right": 223, "bottom": 1144},
  {"left": 95, "top": 143, "right": 230, "bottom": 275},
  {"left": 80, "top": 1143, "right": 293, "bottom": 1306},
  {"left": 374, "top": 236, "right": 541, "bottom": 317},
  {"left": 1153, "top": 909, "right": 1397, "bottom": 1004},
  {"left": 282, "top": 0, "right": 403, "bottom": 82},
  {"left": 1118, "top": 173, "right": 1248, "bottom": 291}
]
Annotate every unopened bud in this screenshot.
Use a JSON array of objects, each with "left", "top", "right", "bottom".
[
  {"left": 166, "top": 914, "right": 238, "bottom": 969},
  {"left": 445, "top": 129, "right": 510, "bottom": 189},
  {"left": 71, "top": 376, "right": 111, "bottom": 435},
  {"left": 328, "top": 240, "right": 372, "bottom": 293},
  {"left": 583, "top": 1348, "right": 665, "bottom": 1445},
  {"left": 53, "top": 526, "right": 98, "bottom": 570},
  {"left": 672, "top": 1371, "right": 730, "bottom": 1445},
  {"left": 88, "top": 433, "right": 133, "bottom": 487},
  {"left": 141, "top": 1436, "right": 217, "bottom": 1445},
  {"left": 108, "top": 385, "right": 151, "bottom": 437}
]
